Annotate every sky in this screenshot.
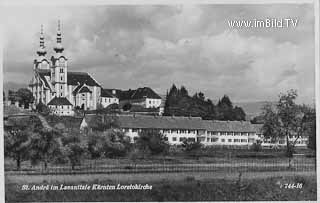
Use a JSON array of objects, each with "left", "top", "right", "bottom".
[{"left": 2, "top": 4, "right": 315, "bottom": 104}]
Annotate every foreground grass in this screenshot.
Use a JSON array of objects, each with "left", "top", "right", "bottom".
[{"left": 5, "top": 174, "right": 316, "bottom": 202}]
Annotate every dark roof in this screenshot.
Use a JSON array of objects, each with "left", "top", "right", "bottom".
[
  {"left": 82, "top": 115, "right": 264, "bottom": 133},
  {"left": 131, "top": 87, "right": 161, "bottom": 99},
  {"left": 104, "top": 89, "right": 122, "bottom": 98},
  {"left": 36, "top": 69, "right": 51, "bottom": 89},
  {"left": 47, "top": 97, "right": 73, "bottom": 106},
  {"left": 118, "top": 89, "right": 136, "bottom": 100},
  {"left": 116, "top": 87, "right": 161, "bottom": 100},
  {"left": 67, "top": 72, "right": 100, "bottom": 87},
  {"left": 252, "top": 124, "right": 263, "bottom": 134},
  {"left": 72, "top": 84, "right": 83, "bottom": 95},
  {"left": 86, "top": 114, "right": 205, "bottom": 130},
  {"left": 101, "top": 89, "right": 117, "bottom": 98},
  {"left": 202, "top": 120, "right": 258, "bottom": 132},
  {"left": 78, "top": 86, "right": 92, "bottom": 93}
]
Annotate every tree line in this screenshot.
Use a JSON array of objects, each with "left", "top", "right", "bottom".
[{"left": 163, "top": 84, "right": 246, "bottom": 121}]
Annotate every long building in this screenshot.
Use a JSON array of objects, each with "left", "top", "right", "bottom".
[{"left": 81, "top": 114, "right": 308, "bottom": 148}]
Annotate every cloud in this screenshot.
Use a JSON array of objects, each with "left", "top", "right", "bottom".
[{"left": 2, "top": 4, "right": 315, "bottom": 104}]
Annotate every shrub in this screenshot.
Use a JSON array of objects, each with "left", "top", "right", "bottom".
[
  {"left": 181, "top": 139, "right": 202, "bottom": 152},
  {"left": 251, "top": 141, "right": 262, "bottom": 152},
  {"left": 136, "top": 130, "right": 169, "bottom": 156}
]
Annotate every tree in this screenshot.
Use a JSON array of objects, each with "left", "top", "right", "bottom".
[
  {"left": 101, "top": 129, "right": 130, "bottom": 158},
  {"left": 36, "top": 101, "right": 51, "bottom": 115},
  {"left": 87, "top": 129, "right": 130, "bottom": 159},
  {"left": 60, "top": 133, "right": 87, "bottom": 170},
  {"left": 17, "top": 88, "right": 34, "bottom": 109},
  {"left": 65, "top": 142, "right": 86, "bottom": 170},
  {"left": 29, "top": 129, "right": 62, "bottom": 170},
  {"left": 87, "top": 133, "right": 105, "bottom": 159},
  {"left": 261, "top": 90, "right": 315, "bottom": 158},
  {"left": 233, "top": 106, "right": 246, "bottom": 121},
  {"left": 4, "top": 129, "right": 32, "bottom": 170},
  {"left": 136, "top": 130, "right": 169, "bottom": 156}
]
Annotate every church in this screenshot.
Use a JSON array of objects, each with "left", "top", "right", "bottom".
[{"left": 29, "top": 22, "right": 162, "bottom": 116}]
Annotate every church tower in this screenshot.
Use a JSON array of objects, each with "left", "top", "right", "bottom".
[
  {"left": 51, "top": 20, "right": 68, "bottom": 98},
  {"left": 34, "top": 25, "right": 49, "bottom": 69}
]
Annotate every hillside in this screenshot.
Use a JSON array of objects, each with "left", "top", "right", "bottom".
[{"left": 234, "top": 101, "right": 276, "bottom": 120}]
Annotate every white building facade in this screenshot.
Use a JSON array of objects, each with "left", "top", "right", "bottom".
[{"left": 81, "top": 114, "right": 309, "bottom": 148}]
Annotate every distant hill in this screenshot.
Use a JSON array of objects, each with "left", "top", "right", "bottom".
[
  {"left": 234, "top": 101, "right": 276, "bottom": 121},
  {"left": 3, "top": 82, "right": 26, "bottom": 93}
]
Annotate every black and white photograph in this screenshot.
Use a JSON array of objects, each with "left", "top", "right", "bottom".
[{"left": 1, "top": 0, "right": 318, "bottom": 202}]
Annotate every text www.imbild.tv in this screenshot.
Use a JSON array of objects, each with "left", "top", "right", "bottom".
[{"left": 228, "top": 18, "right": 298, "bottom": 28}]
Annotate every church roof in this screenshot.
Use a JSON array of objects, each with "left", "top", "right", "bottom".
[
  {"left": 78, "top": 86, "right": 92, "bottom": 93},
  {"left": 67, "top": 72, "right": 100, "bottom": 87},
  {"left": 72, "top": 84, "right": 92, "bottom": 95},
  {"left": 36, "top": 69, "right": 51, "bottom": 89},
  {"left": 47, "top": 97, "right": 73, "bottom": 106}
]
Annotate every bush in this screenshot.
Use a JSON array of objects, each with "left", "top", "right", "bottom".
[
  {"left": 36, "top": 102, "right": 50, "bottom": 115},
  {"left": 181, "top": 139, "right": 202, "bottom": 152},
  {"left": 251, "top": 141, "right": 262, "bottom": 152},
  {"left": 136, "top": 130, "right": 169, "bottom": 156}
]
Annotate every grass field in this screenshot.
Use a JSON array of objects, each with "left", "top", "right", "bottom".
[{"left": 5, "top": 172, "right": 317, "bottom": 202}]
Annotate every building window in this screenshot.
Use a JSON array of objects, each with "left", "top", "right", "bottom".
[
  {"left": 172, "top": 137, "right": 177, "bottom": 141},
  {"left": 61, "top": 76, "right": 63, "bottom": 81},
  {"left": 207, "top": 138, "right": 210, "bottom": 142},
  {"left": 241, "top": 139, "right": 247, "bottom": 143},
  {"left": 60, "top": 93, "right": 62, "bottom": 97},
  {"left": 221, "top": 139, "right": 225, "bottom": 142},
  {"left": 228, "top": 139, "right": 232, "bottom": 142}
]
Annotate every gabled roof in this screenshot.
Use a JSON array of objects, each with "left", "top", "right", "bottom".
[
  {"left": 73, "top": 84, "right": 92, "bottom": 95},
  {"left": 131, "top": 87, "right": 161, "bottom": 100},
  {"left": 67, "top": 72, "right": 100, "bottom": 87},
  {"left": 101, "top": 89, "right": 117, "bottom": 98},
  {"left": 47, "top": 97, "right": 73, "bottom": 106},
  {"left": 78, "top": 86, "right": 92, "bottom": 93}
]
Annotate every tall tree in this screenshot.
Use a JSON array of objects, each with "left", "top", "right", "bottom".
[
  {"left": 261, "top": 90, "right": 315, "bottom": 157},
  {"left": 17, "top": 88, "right": 34, "bottom": 108}
]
